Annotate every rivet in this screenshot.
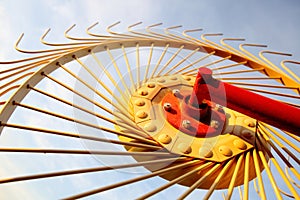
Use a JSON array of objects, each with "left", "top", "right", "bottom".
[
  {"left": 170, "top": 76, "right": 178, "bottom": 80},
  {"left": 136, "top": 110, "right": 148, "bottom": 119},
  {"left": 172, "top": 89, "right": 180, "bottom": 97},
  {"left": 138, "top": 90, "right": 148, "bottom": 96},
  {"left": 163, "top": 103, "right": 172, "bottom": 111},
  {"left": 210, "top": 120, "right": 219, "bottom": 129},
  {"left": 219, "top": 146, "right": 233, "bottom": 157},
  {"left": 158, "top": 134, "right": 172, "bottom": 144},
  {"left": 242, "top": 130, "right": 253, "bottom": 139},
  {"left": 144, "top": 123, "right": 157, "bottom": 132},
  {"left": 157, "top": 79, "right": 165, "bottom": 83},
  {"left": 233, "top": 139, "right": 247, "bottom": 150},
  {"left": 199, "top": 146, "right": 213, "bottom": 158},
  {"left": 178, "top": 143, "right": 192, "bottom": 154},
  {"left": 182, "top": 120, "right": 191, "bottom": 129},
  {"left": 134, "top": 99, "right": 145, "bottom": 106},
  {"left": 147, "top": 82, "right": 156, "bottom": 88},
  {"left": 244, "top": 119, "right": 256, "bottom": 128}
]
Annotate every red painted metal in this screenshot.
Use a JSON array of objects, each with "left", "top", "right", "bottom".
[
  {"left": 162, "top": 91, "right": 226, "bottom": 137},
  {"left": 190, "top": 67, "right": 300, "bottom": 136}
]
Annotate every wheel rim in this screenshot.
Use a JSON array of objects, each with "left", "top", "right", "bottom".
[{"left": 0, "top": 23, "right": 299, "bottom": 199}]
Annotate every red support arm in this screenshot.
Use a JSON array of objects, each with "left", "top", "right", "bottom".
[{"left": 190, "top": 68, "right": 300, "bottom": 136}]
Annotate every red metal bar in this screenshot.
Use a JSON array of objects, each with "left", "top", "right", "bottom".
[{"left": 190, "top": 68, "right": 300, "bottom": 136}]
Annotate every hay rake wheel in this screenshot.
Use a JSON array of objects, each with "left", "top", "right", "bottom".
[{"left": 0, "top": 22, "right": 299, "bottom": 199}]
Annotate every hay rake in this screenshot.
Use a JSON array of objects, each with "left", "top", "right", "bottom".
[{"left": 0, "top": 22, "right": 299, "bottom": 199}]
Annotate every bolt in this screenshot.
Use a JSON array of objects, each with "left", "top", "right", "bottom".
[
  {"left": 157, "top": 79, "right": 165, "bottom": 83},
  {"left": 170, "top": 76, "right": 178, "bottom": 80},
  {"left": 144, "top": 123, "right": 157, "bottom": 132},
  {"left": 178, "top": 143, "right": 192, "bottom": 154},
  {"left": 158, "top": 134, "right": 172, "bottom": 144},
  {"left": 163, "top": 103, "right": 172, "bottom": 111},
  {"left": 172, "top": 89, "right": 180, "bottom": 97},
  {"left": 199, "top": 145, "right": 213, "bottom": 158},
  {"left": 210, "top": 120, "right": 219, "bottom": 129},
  {"left": 134, "top": 99, "right": 145, "bottom": 106},
  {"left": 244, "top": 119, "right": 256, "bottom": 128},
  {"left": 182, "top": 120, "right": 191, "bottom": 129},
  {"left": 138, "top": 90, "right": 148, "bottom": 96},
  {"left": 136, "top": 110, "right": 148, "bottom": 119},
  {"left": 233, "top": 139, "right": 247, "bottom": 150},
  {"left": 219, "top": 146, "right": 233, "bottom": 157},
  {"left": 147, "top": 82, "right": 156, "bottom": 88}
]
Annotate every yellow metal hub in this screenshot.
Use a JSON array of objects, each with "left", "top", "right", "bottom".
[
  {"left": 117, "top": 74, "right": 266, "bottom": 189},
  {"left": 130, "top": 74, "right": 256, "bottom": 162}
]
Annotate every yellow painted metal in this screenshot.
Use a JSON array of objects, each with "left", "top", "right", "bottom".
[{"left": 0, "top": 22, "right": 299, "bottom": 199}]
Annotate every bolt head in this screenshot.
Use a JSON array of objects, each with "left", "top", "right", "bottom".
[
  {"left": 178, "top": 143, "right": 192, "bottom": 154},
  {"left": 182, "top": 120, "right": 191, "bottom": 129},
  {"left": 210, "top": 120, "right": 219, "bottom": 129},
  {"left": 134, "top": 99, "right": 145, "bottom": 106},
  {"left": 163, "top": 103, "right": 172, "bottom": 111},
  {"left": 144, "top": 123, "right": 157, "bottom": 132},
  {"left": 136, "top": 110, "right": 148, "bottom": 119},
  {"left": 158, "top": 134, "right": 172, "bottom": 144},
  {"left": 138, "top": 90, "right": 148, "bottom": 96},
  {"left": 147, "top": 82, "right": 156, "bottom": 88},
  {"left": 157, "top": 79, "right": 165, "bottom": 83},
  {"left": 172, "top": 89, "right": 180, "bottom": 97},
  {"left": 244, "top": 119, "right": 256, "bottom": 128},
  {"left": 233, "top": 139, "right": 247, "bottom": 150},
  {"left": 219, "top": 146, "right": 233, "bottom": 157}
]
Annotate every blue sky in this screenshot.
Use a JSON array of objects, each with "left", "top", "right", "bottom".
[{"left": 0, "top": 0, "right": 299, "bottom": 199}]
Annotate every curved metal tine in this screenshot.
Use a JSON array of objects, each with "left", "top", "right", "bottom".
[
  {"left": 285, "top": 160, "right": 300, "bottom": 188},
  {"left": 86, "top": 22, "right": 117, "bottom": 39},
  {"left": 0, "top": 72, "right": 34, "bottom": 91},
  {"left": 239, "top": 43, "right": 268, "bottom": 64},
  {"left": 107, "top": 21, "right": 137, "bottom": 38},
  {"left": 259, "top": 50, "right": 292, "bottom": 76},
  {"left": 15, "top": 33, "right": 77, "bottom": 54},
  {"left": 281, "top": 60, "right": 300, "bottom": 82},
  {"left": 41, "top": 28, "right": 98, "bottom": 46},
  {"left": 0, "top": 84, "right": 20, "bottom": 97},
  {"left": 65, "top": 24, "right": 105, "bottom": 41},
  {"left": 183, "top": 29, "right": 207, "bottom": 46},
  {"left": 201, "top": 33, "right": 225, "bottom": 50},
  {"left": 146, "top": 23, "right": 179, "bottom": 41},
  {"left": 221, "top": 38, "right": 248, "bottom": 58},
  {"left": 128, "top": 22, "right": 155, "bottom": 39},
  {"left": 0, "top": 49, "right": 61, "bottom": 65},
  {"left": 0, "top": 56, "right": 56, "bottom": 75},
  {"left": 165, "top": 25, "right": 195, "bottom": 43}
]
